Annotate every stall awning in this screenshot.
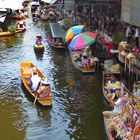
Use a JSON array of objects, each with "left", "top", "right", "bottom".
[
  {"left": 0, "top": 14, "right": 7, "bottom": 22},
  {"left": 49, "top": 22, "right": 64, "bottom": 38}
]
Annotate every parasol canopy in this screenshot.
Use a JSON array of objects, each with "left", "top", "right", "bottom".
[
  {"left": 65, "top": 25, "right": 84, "bottom": 43},
  {"left": 68, "top": 32, "right": 97, "bottom": 50}
]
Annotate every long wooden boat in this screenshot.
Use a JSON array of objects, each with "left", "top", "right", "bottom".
[
  {"left": 103, "top": 106, "right": 140, "bottom": 140},
  {"left": 48, "top": 39, "right": 66, "bottom": 49},
  {"left": 102, "top": 71, "right": 140, "bottom": 114},
  {"left": 20, "top": 61, "right": 52, "bottom": 106},
  {"left": 102, "top": 71, "right": 132, "bottom": 102},
  {"left": 12, "top": 16, "right": 27, "bottom": 20},
  {"left": 0, "top": 29, "right": 26, "bottom": 37},
  {"left": 48, "top": 22, "right": 65, "bottom": 49},
  {"left": 70, "top": 51, "right": 95, "bottom": 73}
]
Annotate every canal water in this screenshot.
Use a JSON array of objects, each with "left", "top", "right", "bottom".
[{"left": 0, "top": 10, "right": 111, "bottom": 140}]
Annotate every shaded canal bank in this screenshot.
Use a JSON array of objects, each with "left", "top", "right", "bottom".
[{"left": 0, "top": 13, "right": 111, "bottom": 140}]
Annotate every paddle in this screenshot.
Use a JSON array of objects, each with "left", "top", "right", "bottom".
[{"left": 33, "top": 95, "right": 38, "bottom": 106}]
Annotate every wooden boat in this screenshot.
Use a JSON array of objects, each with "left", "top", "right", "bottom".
[
  {"left": 103, "top": 106, "right": 140, "bottom": 140},
  {"left": 0, "top": 29, "right": 26, "bottom": 37},
  {"left": 102, "top": 71, "right": 140, "bottom": 114},
  {"left": 48, "top": 22, "right": 65, "bottom": 49},
  {"left": 70, "top": 51, "right": 95, "bottom": 73},
  {"left": 20, "top": 61, "right": 52, "bottom": 106},
  {"left": 0, "top": 31, "right": 15, "bottom": 37},
  {"left": 34, "top": 44, "right": 44, "bottom": 51},
  {"left": 102, "top": 71, "right": 131, "bottom": 102},
  {"left": 12, "top": 16, "right": 27, "bottom": 20}
]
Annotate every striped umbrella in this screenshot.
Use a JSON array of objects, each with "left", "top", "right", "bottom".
[
  {"left": 65, "top": 25, "right": 84, "bottom": 43},
  {"left": 68, "top": 32, "right": 97, "bottom": 50}
]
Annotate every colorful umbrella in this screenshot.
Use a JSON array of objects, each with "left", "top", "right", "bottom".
[
  {"left": 68, "top": 32, "right": 97, "bottom": 50},
  {"left": 65, "top": 25, "right": 84, "bottom": 43}
]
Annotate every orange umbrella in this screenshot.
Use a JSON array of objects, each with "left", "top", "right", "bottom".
[{"left": 65, "top": 25, "right": 84, "bottom": 43}]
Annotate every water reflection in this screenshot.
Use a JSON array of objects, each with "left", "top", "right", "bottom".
[
  {"left": 36, "top": 106, "right": 51, "bottom": 121},
  {"left": 34, "top": 48, "right": 44, "bottom": 60}
]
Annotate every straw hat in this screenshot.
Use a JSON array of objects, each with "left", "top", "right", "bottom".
[
  {"left": 32, "top": 67, "right": 37, "bottom": 71},
  {"left": 41, "top": 78, "right": 48, "bottom": 84},
  {"left": 107, "top": 93, "right": 115, "bottom": 100},
  {"left": 19, "top": 21, "right": 24, "bottom": 24}
]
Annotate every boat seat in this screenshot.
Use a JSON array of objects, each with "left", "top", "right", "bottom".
[{"left": 22, "top": 66, "right": 32, "bottom": 77}]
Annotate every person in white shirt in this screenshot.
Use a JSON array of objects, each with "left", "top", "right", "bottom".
[
  {"left": 126, "top": 25, "right": 131, "bottom": 44},
  {"left": 28, "top": 71, "right": 41, "bottom": 92},
  {"left": 135, "top": 27, "right": 139, "bottom": 49},
  {"left": 113, "top": 97, "right": 123, "bottom": 113},
  {"left": 111, "top": 90, "right": 127, "bottom": 114}
]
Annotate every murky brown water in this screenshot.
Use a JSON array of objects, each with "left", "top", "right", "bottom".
[{"left": 0, "top": 9, "right": 111, "bottom": 140}]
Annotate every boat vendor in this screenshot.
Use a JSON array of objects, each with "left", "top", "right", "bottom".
[
  {"left": 35, "top": 35, "right": 42, "bottom": 45},
  {"left": 106, "top": 80, "right": 121, "bottom": 103},
  {"left": 16, "top": 20, "right": 26, "bottom": 31},
  {"left": 81, "top": 55, "right": 89, "bottom": 67},
  {"left": 28, "top": 71, "right": 41, "bottom": 92},
  {"left": 36, "top": 78, "right": 50, "bottom": 98},
  {"left": 33, "top": 14, "right": 38, "bottom": 22},
  {"left": 112, "top": 95, "right": 127, "bottom": 114}
]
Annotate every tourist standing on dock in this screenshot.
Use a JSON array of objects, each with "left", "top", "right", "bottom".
[
  {"left": 126, "top": 25, "right": 132, "bottom": 44},
  {"left": 135, "top": 27, "right": 140, "bottom": 50}
]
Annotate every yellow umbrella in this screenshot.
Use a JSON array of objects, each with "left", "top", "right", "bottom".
[{"left": 65, "top": 25, "right": 84, "bottom": 43}]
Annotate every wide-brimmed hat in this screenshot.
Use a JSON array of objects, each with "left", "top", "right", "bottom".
[
  {"left": 41, "top": 78, "right": 48, "bottom": 84},
  {"left": 32, "top": 67, "right": 37, "bottom": 71}
]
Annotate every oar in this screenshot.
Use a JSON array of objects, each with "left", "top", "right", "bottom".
[{"left": 33, "top": 95, "right": 38, "bottom": 106}]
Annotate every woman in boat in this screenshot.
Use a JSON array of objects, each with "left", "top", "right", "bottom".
[
  {"left": 35, "top": 36, "right": 42, "bottom": 45},
  {"left": 33, "top": 14, "right": 38, "bottom": 23},
  {"left": 28, "top": 71, "right": 41, "bottom": 92},
  {"left": 36, "top": 78, "right": 50, "bottom": 98},
  {"left": 106, "top": 80, "right": 121, "bottom": 104},
  {"left": 81, "top": 55, "right": 89, "bottom": 67},
  {"left": 111, "top": 90, "right": 127, "bottom": 114},
  {"left": 16, "top": 20, "right": 26, "bottom": 31}
]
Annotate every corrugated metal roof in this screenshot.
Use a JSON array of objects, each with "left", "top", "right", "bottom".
[
  {"left": 49, "top": 22, "right": 64, "bottom": 38},
  {"left": 0, "top": 13, "right": 7, "bottom": 22}
]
